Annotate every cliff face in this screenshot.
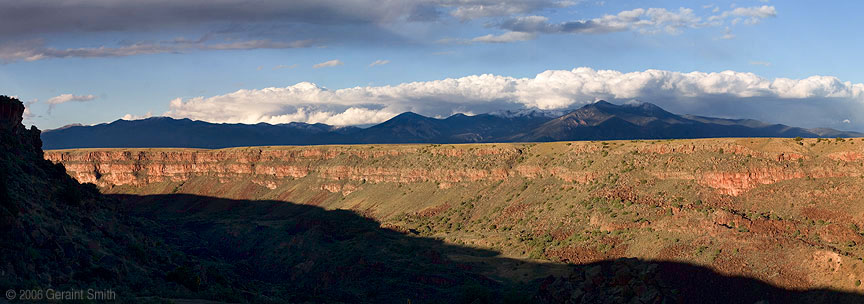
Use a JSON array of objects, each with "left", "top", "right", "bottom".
[
  {"left": 45, "top": 137, "right": 864, "bottom": 294},
  {"left": 46, "top": 139, "right": 864, "bottom": 199}
]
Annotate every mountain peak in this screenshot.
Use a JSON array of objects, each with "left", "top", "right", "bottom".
[
  {"left": 592, "top": 100, "right": 614, "bottom": 106},
  {"left": 392, "top": 111, "right": 425, "bottom": 119}
]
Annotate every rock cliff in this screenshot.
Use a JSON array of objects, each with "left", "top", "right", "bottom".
[{"left": 46, "top": 138, "right": 864, "bottom": 199}]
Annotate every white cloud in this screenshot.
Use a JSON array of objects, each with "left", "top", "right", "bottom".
[
  {"left": 313, "top": 59, "right": 344, "bottom": 69},
  {"left": 162, "top": 67, "right": 864, "bottom": 130},
  {"left": 22, "top": 99, "right": 36, "bottom": 119},
  {"left": 728, "top": 5, "right": 777, "bottom": 21},
  {"left": 749, "top": 61, "right": 772, "bottom": 67},
  {"left": 368, "top": 59, "right": 390, "bottom": 67},
  {"left": 476, "top": 5, "right": 776, "bottom": 43},
  {"left": 47, "top": 94, "right": 96, "bottom": 105},
  {"left": 471, "top": 32, "right": 537, "bottom": 43},
  {"left": 843, "top": 119, "right": 852, "bottom": 124},
  {"left": 122, "top": 112, "right": 153, "bottom": 120},
  {"left": 709, "top": 5, "right": 776, "bottom": 26}
]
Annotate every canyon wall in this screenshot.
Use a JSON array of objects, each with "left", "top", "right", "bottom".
[
  {"left": 45, "top": 137, "right": 864, "bottom": 293},
  {"left": 46, "top": 138, "right": 864, "bottom": 199}
]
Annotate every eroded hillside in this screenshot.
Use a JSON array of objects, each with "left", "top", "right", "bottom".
[{"left": 47, "top": 137, "right": 864, "bottom": 293}]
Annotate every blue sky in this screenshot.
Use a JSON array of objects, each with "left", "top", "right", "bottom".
[{"left": 2, "top": 0, "right": 864, "bottom": 131}]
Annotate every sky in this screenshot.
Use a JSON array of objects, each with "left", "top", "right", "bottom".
[{"left": 2, "top": 0, "right": 864, "bottom": 132}]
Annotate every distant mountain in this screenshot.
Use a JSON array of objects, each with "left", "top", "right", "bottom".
[
  {"left": 42, "top": 101, "right": 862, "bottom": 149},
  {"left": 42, "top": 117, "right": 361, "bottom": 149},
  {"left": 513, "top": 101, "right": 859, "bottom": 141}
]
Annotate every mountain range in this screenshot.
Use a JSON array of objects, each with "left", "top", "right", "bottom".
[{"left": 42, "top": 101, "right": 862, "bottom": 149}]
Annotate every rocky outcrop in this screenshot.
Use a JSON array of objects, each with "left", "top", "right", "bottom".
[
  {"left": 0, "top": 95, "right": 24, "bottom": 130},
  {"left": 829, "top": 151, "right": 864, "bottom": 162},
  {"left": 697, "top": 167, "right": 855, "bottom": 196}
]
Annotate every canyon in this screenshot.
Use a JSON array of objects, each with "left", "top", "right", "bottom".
[{"left": 46, "top": 137, "right": 864, "bottom": 295}]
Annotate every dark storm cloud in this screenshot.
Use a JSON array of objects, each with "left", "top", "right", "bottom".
[
  {"left": 0, "top": 0, "right": 579, "bottom": 62},
  {"left": 0, "top": 0, "right": 576, "bottom": 38},
  {"left": 0, "top": 0, "right": 404, "bottom": 37}
]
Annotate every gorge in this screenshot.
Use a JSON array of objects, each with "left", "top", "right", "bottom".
[{"left": 45, "top": 137, "right": 864, "bottom": 298}]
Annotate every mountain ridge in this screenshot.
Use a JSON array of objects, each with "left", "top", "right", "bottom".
[{"left": 41, "top": 101, "right": 863, "bottom": 149}]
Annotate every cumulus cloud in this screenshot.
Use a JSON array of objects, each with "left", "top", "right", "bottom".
[
  {"left": 313, "top": 59, "right": 344, "bottom": 69},
  {"left": 47, "top": 94, "right": 96, "bottom": 105},
  {"left": 162, "top": 67, "right": 864, "bottom": 130},
  {"left": 369, "top": 59, "right": 390, "bottom": 67},
  {"left": 711, "top": 5, "right": 777, "bottom": 25}
]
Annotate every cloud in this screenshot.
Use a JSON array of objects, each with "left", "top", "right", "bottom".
[
  {"left": 719, "top": 27, "right": 736, "bottom": 40},
  {"left": 496, "top": 7, "right": 705, "bottom": 35},
  {"left": 471, "top": 32, "right": 537, "bottom": 43},
  {"left": 1, "top": 2, "right": 775, "bottom": 60},
  {"left": 47, "top": 94, "right": 96, "bottom": 105},
  {"left": 162, "top": 67, "right": 864, "bottom": 130},
  {"left": 725, "top": 5, "right": 777, "bottom": 25},
  {"left": 368, "top": 59, "right": 390, "bottom": 67},
  {"left": 0, "top": 38, "right": 316, "bottom": 63},
  {"left": 274, "top": 64, "right": 298, "bottom": 70},
  {"left": 0, "top": 1, "right": 579, "bottom": 62},
  {"left": 46, "top": 94, "right": 96, "bottom": 113},
  {"left": 22, "top": 99, "right": 37, "bottom": 119},
  {"left": 443, "top": 0, "right": 577, "bottom": 20},
  {"left": 472, "top": 5, "right": 776, "bottom": 43},
  {"left": 749, "top": 61, "right": 772, "bottom": 67},
  {"left": 0, "top": 1, "right": 412, "bottom": 37},
  {"left": 313, "top": 59, "right": 344, "bottom": 69},
  {"left": 122, "top": 112, "right": 153, "bottom": 120},
  {"left": 0, "top": 0, "right": 575, "bottom": 38}
]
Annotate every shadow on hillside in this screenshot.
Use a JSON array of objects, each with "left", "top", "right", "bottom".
[{"left": 110, "top": 194, "right": 864, "bottom": 304}]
